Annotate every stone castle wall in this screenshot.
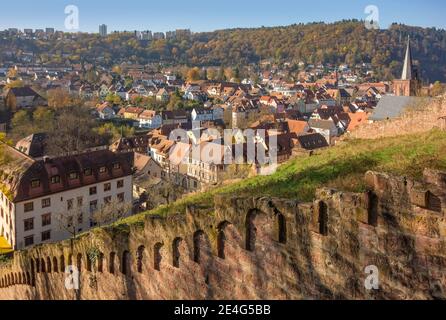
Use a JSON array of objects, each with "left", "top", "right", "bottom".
[
  {"left": 350, "top": 97, "right": 446, "bottom": 140},
  {"left": 0, "top": 170, "right": 445, "bottom": 300}
]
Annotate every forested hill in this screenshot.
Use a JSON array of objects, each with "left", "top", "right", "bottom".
[{"left": 2, "top": 20, "right": 446, "bottom": 82}]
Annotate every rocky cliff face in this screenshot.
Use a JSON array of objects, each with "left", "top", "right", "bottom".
[{"left": 0, "top": 170, "right": 445, "bottom": 300}]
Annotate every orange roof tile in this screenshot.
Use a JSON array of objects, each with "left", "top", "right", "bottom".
[{"left": 286, "top": 119, "right": 309, "bottom": 134}]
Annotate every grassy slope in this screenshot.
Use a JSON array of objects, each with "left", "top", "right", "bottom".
[{"left": 116, "top": 129, "right": 446, "bottom": 227}]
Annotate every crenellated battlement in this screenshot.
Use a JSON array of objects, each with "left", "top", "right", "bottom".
[{"left": 0, "top": 170, "right": 445, "bottom": 300}]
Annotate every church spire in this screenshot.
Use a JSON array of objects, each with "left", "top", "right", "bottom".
[{"left": 401, "top": 36, "right": 414, "bottom": 80}]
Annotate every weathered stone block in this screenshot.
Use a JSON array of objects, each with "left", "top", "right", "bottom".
[
  {"left": 355, "top": 193, "right": 370, "bottom": 225},
  {"left": 423, "top": 168, "right": 446, "bottom": 188},
  {"left": 364, "top": 171, "right": 376, "bottom": 189},
  {"left": 410, "top": 189, "right": 428, "bottom": 208}
]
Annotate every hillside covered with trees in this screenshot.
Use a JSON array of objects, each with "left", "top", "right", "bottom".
[{"left": 2, "top": 20, "right": 446, "bottom": 82}]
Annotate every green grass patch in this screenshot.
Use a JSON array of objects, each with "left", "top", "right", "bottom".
[{"left": 114, "top": 129, "right": 446, "bottom": 228}]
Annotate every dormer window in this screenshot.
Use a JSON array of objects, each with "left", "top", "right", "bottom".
[
  {"left": 113, "top": 163, "right": 121, "bottom": 170},
  {"left": 84, "top": 168, "right": 92, "bottom": 176},
  {"left": 51, "top": 175, "right": 61, "bottom": 184},
  {"left": 99, "top": 166, "right": 107, "bottom": 174},
  {"left": 31, "top": 179, "right": 41, "bottom": 188},
  {"left": 69, "top": 172, "right": 79, "bottom": 180}
]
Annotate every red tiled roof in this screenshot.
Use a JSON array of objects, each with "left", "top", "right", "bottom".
[
  {"left": 286, "top": 120, "right": 309, "bottom": 134},
  {"left": 13, "top": 150, "right": 133, "bottom": 203}
]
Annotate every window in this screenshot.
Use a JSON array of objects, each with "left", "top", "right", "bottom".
[
  {"left": 90, "top": 219, "right": 97, "bottom": 227},
  {"left": 104, "top": 196, "right": 112, "bottom": 204},
  {"left": 104, "top": 183, "right": 111, "bottom": 192},
  {"left": 137, "top": 246, "right": 145, "bottom": 273},
  {"left": 77, "top": 197, "right": 83, "bottom": 207},
  {"left": 51, "top": 175, "right": 60, "bottom": 184},
  {"left": 69, "top": 172, "right": 79, "bottom": 180},
  {"left": 42, "top": 198, "right": 51, "bottom": 208},
  {"left": 24, "top": 202, "right": 34, "bottom": 213},
  {"left": 117, "top": 180, "right": 124, "bottom": 189},
  {"left": 89, "top": 187, "right": 97, "bottom": 195},
  {"left": 41, "top": 231, "right": 51, "bottom": 242},
  {"left": 67, "top": 199, "right": 74, "bottom": 210},
  {"left": 89, "top": 200, "right": 98, "bottom": 213},
  {"left": 113, "top": 163, "right": 121, "bottom": 170},
  {"left": 31, "top": 179, "right": 41, "bottom": 188},
  {"left": 67, "top": 216, "right": 74, "bottom": 228},
  {"left": 121, "top": 251, "right": 130, "bottom": 275},
  {"left": 42, "top": 213, "right": 51, "bottom": 227},
  {"left": 277, "top": 213, "right": 287, "bottom": 244},
  {"left": 318, "top": 201, "right": 329, "bottom": 236},
  {"left": 24, "top": 218, "right": 34, "bottom": 231},
  {"left": 84, "top": 168, "right": 92, "bottom": 176},
  {"left": 117, "top": 193, "right": 125, "bottom": 203},
  {"left": 109, "top": 252, "right": 116, "bottom": 274},
  {"left": 24, "top": 235, "right": 34, "bottom": 247},
  {"left": 99, "top": 166, "right": 107, "bottom": 174}
]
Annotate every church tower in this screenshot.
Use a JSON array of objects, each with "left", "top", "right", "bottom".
[{"left": 393, "top": 37, "right": 421, "bottom": 96}]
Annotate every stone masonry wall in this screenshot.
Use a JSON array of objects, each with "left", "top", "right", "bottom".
[
  {"left": 350, "top": 96, "right": 446, "bottom": 140},
  {"left": 0, "top": 169, "right": 445, "bottom": 300}
]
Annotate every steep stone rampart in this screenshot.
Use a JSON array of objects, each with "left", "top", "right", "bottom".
[{"left": 0, "top": 170, "right": 445, "bottom": 300}]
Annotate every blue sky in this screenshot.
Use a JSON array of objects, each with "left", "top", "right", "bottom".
[{"left": 1, "top": 0, "right": 445, "bottom": 32}]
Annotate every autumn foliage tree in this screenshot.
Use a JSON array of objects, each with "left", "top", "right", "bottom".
[
  {"left": 47, "top": 88, "right": 79, "bottom": 108},
  {"left": 186, "top": 67, "right": 201, "bottom": 82},
  {"left": 2, "top": 21, "right": 446, "bottom": 81}
]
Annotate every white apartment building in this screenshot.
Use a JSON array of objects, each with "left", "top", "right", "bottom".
[
  {"left": 0, "top": 146, "right": 133, "bottom": 250},
  {"left": 185, "top": 141, "right": 226, "bottom": 186},
  {"left": 138, "top": 110, "right": 162, "bottom": 129}
]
